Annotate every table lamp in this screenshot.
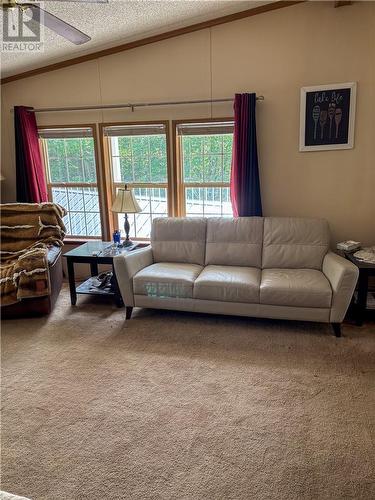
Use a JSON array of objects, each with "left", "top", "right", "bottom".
[{"left": 111, "top": 185, "right": 142, "bottom": 246}]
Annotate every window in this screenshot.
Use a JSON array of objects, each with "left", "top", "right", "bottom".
[
  {"left": 176, "top": 121, "right": 234, "bottom": 217},
  {"left": 40, "top": 119, "right": 234, "bottom": 242},
  {"left": 104, "top": 123, "right": 169, "bottom": 239},
  {"left": 40, "top": 127, "right": 102, "bottom": 238}
]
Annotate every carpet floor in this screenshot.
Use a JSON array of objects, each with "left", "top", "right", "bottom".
[{"left": 1, "top": 286, "right": 375, "bottom": 500}]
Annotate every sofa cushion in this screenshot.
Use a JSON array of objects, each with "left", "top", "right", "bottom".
[
  {"left": 133, "top": 262, "right": 203, "bottom": 299},
  {"left": 260, "top": 269, "right": 332, "bottom": 308},
  {"left": 262, "top": 217, "right": 330, "bottom": 270},
  {"left": 151, "top": 217, "right": 207, "bottom": 266},
  {"left": 194, "top": 265, "right": 260, "bottom": 303},
  {"left": 205, "top": 217, "right": 264, "bottom": 268}
]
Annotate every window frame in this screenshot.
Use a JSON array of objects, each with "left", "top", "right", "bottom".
[
  {"left": 100, "top": 120, "right": 173, "bottom": 241},
  {"left": 39, "top": 123, "right": 108, "bottom": 241},
  {"left": 172, "top": 117, "right": 234, "bottom": 217}
]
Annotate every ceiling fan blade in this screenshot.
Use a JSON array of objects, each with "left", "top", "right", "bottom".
[
  {"left": 46, "top": 0, "right": 108, "bottom": 3},
  {"left": 23, "top": 4, "right": 91, "bottom": 45}
]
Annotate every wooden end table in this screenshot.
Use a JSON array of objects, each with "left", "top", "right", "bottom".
[
  {"left": 64, "top": 241, "right": 149, "bottom": 308},
  {"left": 343, "top": 251, "right": 375, "bottom": 326}
]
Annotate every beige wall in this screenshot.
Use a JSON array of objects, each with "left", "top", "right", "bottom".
[{"left": 1, "top": 1, "right": 374, "bottom": 245}]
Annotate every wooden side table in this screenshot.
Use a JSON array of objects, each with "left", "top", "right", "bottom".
[
  {"left": 64, "top": 241, "right": 148, "bottom": 308},
  {"left": 343, "top": 251, "right": 375, "bottom": 326}
]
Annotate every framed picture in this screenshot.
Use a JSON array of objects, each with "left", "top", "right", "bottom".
[{"left": 299, "top": 82, "right": 357, "bottom": 152}]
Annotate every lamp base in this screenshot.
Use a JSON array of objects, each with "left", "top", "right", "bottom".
[
  {"left": 123, "top": 213, "right": 133, "bottom": 247},
  {"left": 122, "top": 214, "right": 134, "bottom": 247}
]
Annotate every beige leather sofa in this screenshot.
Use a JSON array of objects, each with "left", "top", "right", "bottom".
[{"left": 114, "top": 217, "right": 359, "bottom": 337}]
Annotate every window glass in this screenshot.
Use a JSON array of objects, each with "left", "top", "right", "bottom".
[
  {"left": 177, "top": 122, "right": 234, "bottom": 217},
  {"left": 105, "top": 124, "right": 169, "bottom": 239}
]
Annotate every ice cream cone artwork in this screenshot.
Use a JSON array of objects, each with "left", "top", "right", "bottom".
[
  {"left": 335, "top": 108, "right": 342, "bottom": 139},
  {"left": 319, "top": 110, "right": 328, "bottom": 140},
  {"left": 312, "top": 105, "right": 320, "bottom": 140},
  {"left": 328, "top": 103, "right": 336, "bottom": 139}
]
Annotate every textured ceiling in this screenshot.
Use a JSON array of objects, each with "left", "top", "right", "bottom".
[{"left": 0, "top": 0, "right": 271, "bottom": 78}]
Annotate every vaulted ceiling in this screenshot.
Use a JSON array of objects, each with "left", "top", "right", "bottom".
[{"left": 0, "top": 0, "right": 272, "bottom": 79}]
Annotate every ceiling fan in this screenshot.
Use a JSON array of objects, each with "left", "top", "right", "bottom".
[{"left": 1, "top": 0, "right": 108, "bottom": 45}]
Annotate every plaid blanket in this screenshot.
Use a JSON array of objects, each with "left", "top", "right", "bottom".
[{"left": 1, "top": 203, "right": 66, "bottom": 306}]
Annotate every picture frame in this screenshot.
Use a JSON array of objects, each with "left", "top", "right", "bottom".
[{"left": 299, "top": 82, "right": 357, "bottom": 152}]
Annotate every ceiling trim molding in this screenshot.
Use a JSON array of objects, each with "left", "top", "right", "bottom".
[
  {"left": 1, "top": 1, "right": 304, "bottom": 85},
  {"left": 334, "top": 1, "right": 352, "bottom": 7}
]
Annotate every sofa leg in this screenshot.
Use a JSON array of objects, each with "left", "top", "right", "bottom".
[
  {"left": 332, "top": 323, "right": 342, "bottom": 338},
  {"left": 125, "top": 306, "right": 133, "bottom": 320}
]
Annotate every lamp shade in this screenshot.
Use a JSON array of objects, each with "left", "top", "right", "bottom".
[{"left": 111, "top": 186, "right": 142, "bottom": 214}]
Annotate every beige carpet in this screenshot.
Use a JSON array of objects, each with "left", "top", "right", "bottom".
[{"left": 1, "top": 286, "right": 375, "bottom": 500}]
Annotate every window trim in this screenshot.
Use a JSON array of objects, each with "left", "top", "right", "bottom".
[
  {"left": 100, "top": 120, "right": 173, "bottom": 241},
  {"left": 39, "top": 123, "right": 108, "bottom": 240},
  {"left": 172, "top": 117, "right": 234, "bottom": 217}
]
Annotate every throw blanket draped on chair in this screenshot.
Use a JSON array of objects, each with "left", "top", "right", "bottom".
[{"left": 0, "top": 203, "right": 66, "bottom": 306}]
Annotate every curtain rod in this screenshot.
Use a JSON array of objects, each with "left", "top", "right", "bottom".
[{"left": 27, "top": 96, "right": 264, "bottom": 114}]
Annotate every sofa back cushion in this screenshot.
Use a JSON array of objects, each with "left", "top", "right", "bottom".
[
  {"left": 151, "top": 217, "right": 207, "bottom": 265},
  {"left": 205, "top": 217, "right": 264, "bottom": 267},
  {"left": 262, "top": 217, "right": 330, "bottom": 269}
]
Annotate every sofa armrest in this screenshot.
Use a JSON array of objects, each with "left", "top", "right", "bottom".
[
  {"left": 113, "top": 247, "right": 153, "bottom": 307},
  {"left": 323, "top": 251, "right": 359, "bottom": 323},
  {"left": 47, "top": 245, "right": 62, "bottom": 266}
]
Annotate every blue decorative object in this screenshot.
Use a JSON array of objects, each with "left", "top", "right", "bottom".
[{"left": 113, "top": 230, "right": 121, "bottom": 245}]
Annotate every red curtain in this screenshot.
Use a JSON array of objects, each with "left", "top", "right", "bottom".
[
  {"left": 14, "top": 106, "right": 48, "bottom": 203},
  {"left": 230, "top": 93, "right": 262, "bottom": 217}
]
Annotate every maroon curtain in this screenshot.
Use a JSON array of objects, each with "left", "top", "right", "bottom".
[
  {"left": 14, "top": 106, "right": 48, "bottom": 203},
  {"left": 230, "top": 93, "right": 262, "bottom": 217}
]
